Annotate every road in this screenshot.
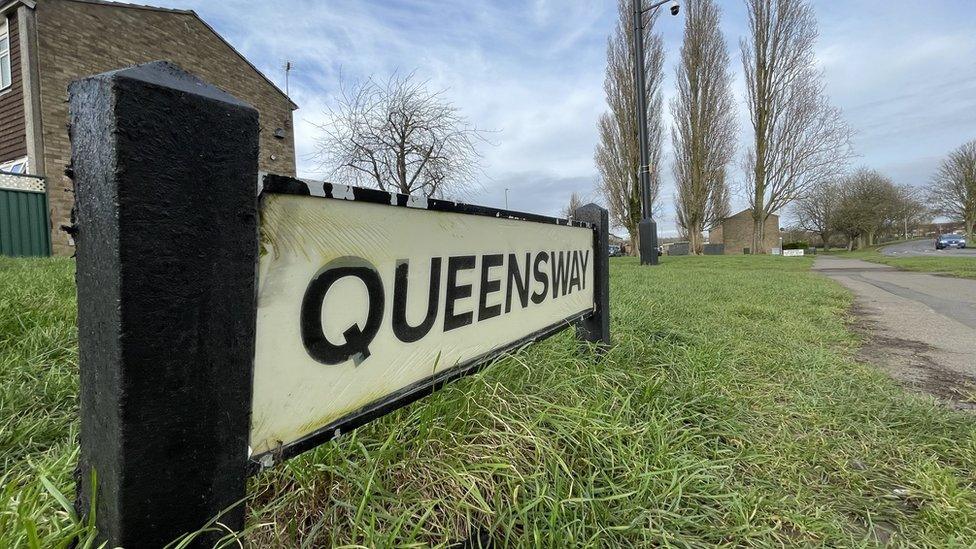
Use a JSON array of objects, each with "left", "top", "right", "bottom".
[
  {"left": 814, "top": 257, "right": 976, "bottom": 408},
  {"left": 881, "top": 239, "right": 976, "bottom": 257}
]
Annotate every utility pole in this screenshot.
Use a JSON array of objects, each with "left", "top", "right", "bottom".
[
  {"left": 633, "top": 0, "right": 679, "bottom": 265},
  {"left": 505, "top": 187, "right": 509, "bottom": 209}
]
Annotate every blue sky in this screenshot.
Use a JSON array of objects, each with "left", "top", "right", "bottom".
[{"left": 124, "top": 0, "right": 975, "bottom": 236}]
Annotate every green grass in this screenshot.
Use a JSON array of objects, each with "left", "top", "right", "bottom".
[
  {"left": 868, "top": 256, "right": 976, "bottom": 280},
  {"left": 0, "top": 257, "right": 99, "bottom": 548},
  {"left": 2, "top": 255, "right": 976, "bottom": 547},
  {"left": 826, "top": 241, "right": 976, "bottom": 280}
]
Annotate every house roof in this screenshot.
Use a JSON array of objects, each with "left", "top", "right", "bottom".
[
  {"left": 0, "top": 1, "right": 35, "bottom": 14},
  {"left": 64, "top": 0, "right": 190, "bottom": 14},
  {"left": 52, "top": 0, "right": 298, "bottom": 110},
  {"left": 722, "top": 208, "right": 779, "bottom": 222}
]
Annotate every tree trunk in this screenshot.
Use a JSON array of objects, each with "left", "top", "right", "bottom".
[
  {"left": 966, "top": 218, "right": 975, "bottom": 243},
  {"left": 819, "top": 231, "right": 831, "bottom": 250},
  {"left": 752, "top": 215, "right": 764, "bottom": 254},
  {"left": 689, "top": 231, "right": 702, "bottom": 255},
  {"left": 629, "top": 228, "right": 640, "bottom": 257}
]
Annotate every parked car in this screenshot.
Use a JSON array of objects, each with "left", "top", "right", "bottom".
[
  {"left": 609, "top": 244, "right": 623, "bottom": 257},
  {"left": 936, "top": 234, "right": 967, "bottom": 249}
]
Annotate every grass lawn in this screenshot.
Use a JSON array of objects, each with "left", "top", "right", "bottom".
[
  {"left": 2, "top": 254, "right": 976, "bottom": 547},
  {"left": 825, "top": 241, "right": 976, "bottom": 280}
]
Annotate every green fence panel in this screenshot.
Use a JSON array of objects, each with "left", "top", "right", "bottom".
[{"left": 0, "top": 174, "right": 51, "bottom": 257}]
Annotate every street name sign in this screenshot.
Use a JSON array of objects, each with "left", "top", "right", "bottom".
[
  {"left": 68, "top": 62, "right": 610, "bottom": 548},
  {"left": 251, "top": 175, "right": 601, "bottom": 462}
]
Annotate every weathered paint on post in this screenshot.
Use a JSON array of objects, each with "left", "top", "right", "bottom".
[{"left": 69, "top": 61, "right": 259, "bottom": 548}]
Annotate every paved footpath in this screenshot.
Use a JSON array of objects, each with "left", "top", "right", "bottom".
[{"left": 813, "top": 257, "right": 976, "bottom": 406}]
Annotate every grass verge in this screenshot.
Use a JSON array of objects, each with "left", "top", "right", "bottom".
[
  {"left": 825, "top": 241, "right": 976, "bottom": 279},
  {"left": 1, "top": 255, "right": 975, "bottom": 546}
]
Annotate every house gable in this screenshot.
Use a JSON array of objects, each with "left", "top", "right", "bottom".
[
  {"left": 55, "top": 0, "right": 296, "bottom": 109},
  {"left": 714, "top": 209, "right": 780, "bottom": 254},
  {"left": 33, "top": 0, "right": 298, "bottom": 254}
]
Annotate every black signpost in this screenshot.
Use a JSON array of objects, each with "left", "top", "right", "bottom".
[
  {"left": 70, "top": 62, "right": 259, "bottom": 548},
  {"left": 69, "top": 62, "right": 611, "bottom": 547}
]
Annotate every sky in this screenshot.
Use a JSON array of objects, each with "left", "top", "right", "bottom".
[{"left": 122, "top": 0, "right": 976, "bottom": 236}]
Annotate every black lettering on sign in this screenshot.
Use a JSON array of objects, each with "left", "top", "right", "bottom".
[
  {"left": 444, "top": 255, "right": 476, "bottom": 332},
  {"left": 301, "top": 249, "right": 591, "bottom": 363},
  {"left": 568, "top": 251, "right": 582, "bottom": 293},
  {"left": 550, "top": 251, "right": 571, "bottom": 298},
  {"left": 301, "top": 257, "right": 384, "bottom": 365},
  {"left": 505, "top": 252, "right": 531, "bottom": 313},
  {"left": 580, "top": 250, "right": 589, "bottom": 290},
  {"left": 478, "top": 254, "right": 504, "bottom": 321},
  {"left": 392, "top": 258, "right": 441, "bottom": 343},
  {"left": 531, "top": 251, "right": 549, "bottom": 304}
]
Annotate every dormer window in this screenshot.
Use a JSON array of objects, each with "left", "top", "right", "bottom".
[{"left": 0, "top": 18, "right": 9, "bottom": 90}]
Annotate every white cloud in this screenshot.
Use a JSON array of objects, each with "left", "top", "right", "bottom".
[{"left": 114, "top": 0, "right": 976, "bottom": 231}]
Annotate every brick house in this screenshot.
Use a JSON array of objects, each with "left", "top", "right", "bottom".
[
  {"left": 708, "top": 209, "right": 780, "bottom": 254},
  {"left": 0, "top": 0, "right": 297, "bottom": 255}
]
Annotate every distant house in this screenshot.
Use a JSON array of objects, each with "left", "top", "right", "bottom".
[
  {"left": 708, "top": 209, "right": 780, "bottom": 254},
  {"left": 0, "top": 0, "right": 297, "bottom": 256}
]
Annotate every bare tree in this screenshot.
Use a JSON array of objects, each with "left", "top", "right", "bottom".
[
  {"left": 893, "top": 184, "right": 931, "bottom": 240},
  {"left": 833, "top": 169, "right": 899, "bottom": 249},
  {"left": 741, "top": 0, "right": 854, "bottom": 253},
  {"left": 313, "top": 71, "right": 489, "bottom": 198},
  {"left": 928, "top": 139, "right": 976, "bottom": 240},
  {"left": 562, "top": 191, "right": 585, "bottom": 219},
  {"left": 791, "top": 179, "right": 840, "bottom": 248},
  {"left": 595, "top": 0, "right": 665, "bottom": 253},
  {"left": 671, "top": 0, "right": 736, "bottom": 255}
]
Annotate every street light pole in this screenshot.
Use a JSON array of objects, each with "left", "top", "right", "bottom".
[
  {"left": 505, "top": 188, "right": 509, "bottom": 209},
  {"left": 633, "top": 0, "right": 678, "bottom": 265}
]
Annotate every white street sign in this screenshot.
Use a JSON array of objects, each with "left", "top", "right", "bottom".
[{"left": 250, "top": 182, "right": 596, "bottom": 457}]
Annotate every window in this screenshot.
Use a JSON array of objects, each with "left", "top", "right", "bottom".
[
  {"left": 0, "top": 156, "right": 27, "bottom": 174},
  {"left": 0, "top": 18, "right": 9, "bottom": 90}
]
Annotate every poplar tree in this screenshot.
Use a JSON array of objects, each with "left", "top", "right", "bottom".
[
  {"left": 671, "top": 0, "right": 735, "bottom": 254},
  {"left": 741, "top": 0, "right": 854, "bottom": 253}
]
